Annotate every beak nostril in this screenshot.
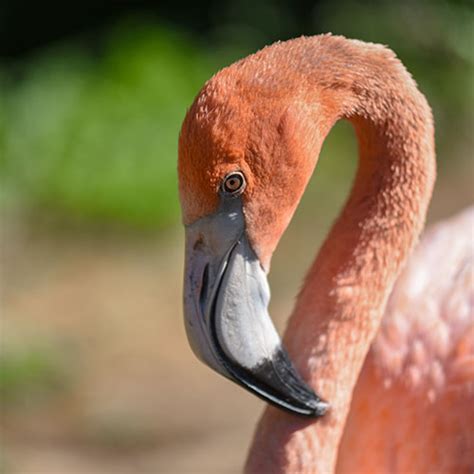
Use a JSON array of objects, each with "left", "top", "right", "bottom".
[
  {"left": 193, "top": 235, "right": 205, "bottom": 251},
  {"left": 199, "top": 263, "right": 210, "bottom": 316}
]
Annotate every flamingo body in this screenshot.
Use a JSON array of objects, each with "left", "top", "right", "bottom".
[{"left": 338, "top": 207, "right": 474, "bottom": 473}]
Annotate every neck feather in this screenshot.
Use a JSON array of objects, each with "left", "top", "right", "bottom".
[{"left": 246, "top": 37, "right": 435, "bottom": 474}]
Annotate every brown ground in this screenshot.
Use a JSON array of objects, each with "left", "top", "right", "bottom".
[{"left": 1, "top": 225, "right": 266, "bottom": 474}]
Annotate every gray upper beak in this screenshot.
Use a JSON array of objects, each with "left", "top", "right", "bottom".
[{"left": 183, "top": 196, "right": 328, "bottom": 417}]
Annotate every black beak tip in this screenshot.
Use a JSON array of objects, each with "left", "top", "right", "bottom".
[
  {"left": 309, "top": 397, "right": 330, "bottom": 418},
  {"left": 281, "top": 394, "right": 329, "bottom": 418}
]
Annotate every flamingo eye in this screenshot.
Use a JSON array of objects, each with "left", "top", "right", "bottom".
[{"left": 222, "top": 172, "right": 246, "bottom": 195}]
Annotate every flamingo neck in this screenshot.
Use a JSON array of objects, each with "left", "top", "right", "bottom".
[{"left": 246, "top": 45, "right": 436, "bottom": 473}]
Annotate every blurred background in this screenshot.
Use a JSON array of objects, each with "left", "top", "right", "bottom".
[{"left": 1, "top": 0, "right": 473, "bottom": 472}]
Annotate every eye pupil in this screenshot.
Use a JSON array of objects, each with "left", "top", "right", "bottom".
[{"left": 223, "top": 172, "right": 245, "bottom": 195}]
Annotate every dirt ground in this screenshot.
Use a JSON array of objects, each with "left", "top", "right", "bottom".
[
  {"left": 1, "top": 223, "right": 269, "bottom": 474},
  {"left": 1, "top": 159, "right": 472, "bottom": 474}
]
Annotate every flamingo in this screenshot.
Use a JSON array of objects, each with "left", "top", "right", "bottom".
[{"left": 177, "top": 35, "right": 474, "bottom": 473}]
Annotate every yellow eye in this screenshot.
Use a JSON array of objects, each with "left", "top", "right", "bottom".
[{"left": 222, "top": 172, "right": 246, "bottom": 195}]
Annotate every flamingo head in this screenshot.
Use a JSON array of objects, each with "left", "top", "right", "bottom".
[{"left": 177, "top": 68, "right": 329, "bottom": 417}]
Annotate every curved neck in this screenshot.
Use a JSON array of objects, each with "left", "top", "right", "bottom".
[{"left": 246, "top": 40, "right": 435, "bottom": 473}]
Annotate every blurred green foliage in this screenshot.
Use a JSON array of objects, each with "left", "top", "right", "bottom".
[
  {"left": 0, "top": 343, "right": 71, "bottom": 406},
  {"left": 1, "top": 23, "right": 214, "bottom": 228},
  {"left": 0, "top": 1, "right": 472, "bottom": 228}
]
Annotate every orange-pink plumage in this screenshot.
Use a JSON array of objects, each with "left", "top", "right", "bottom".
[{"left": 178, "top": 34, "right": 473, "bottom": 473}]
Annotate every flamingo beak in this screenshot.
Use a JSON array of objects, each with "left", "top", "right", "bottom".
[{"left": 182, "top": 196, "right": 328, "bottom": 417}]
